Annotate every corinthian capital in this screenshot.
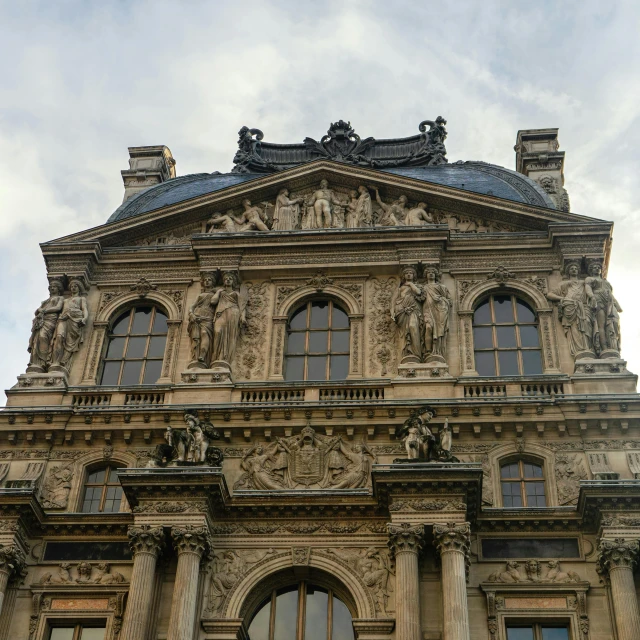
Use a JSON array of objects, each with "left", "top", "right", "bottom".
[
  {"left": 387, "top": 523, "right": 425, "bottom": 556},
  {"left": 433, "top": 522, "right": 471, "bottom": 558},
  {"left": 128, "top": 525, "right": 165, "bottom": 557},
  {"left": 171, "top": 525, "right": 211, "bottom": 558},
  {"left": 598, "top": 538, "right": 640, "bottom": 574},
  {"left": 0, "top": 545, "right": 26, "bottom": 579}
]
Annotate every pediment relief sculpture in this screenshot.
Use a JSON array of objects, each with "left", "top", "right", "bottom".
[
  {"left": 39, "top": 562, "right": 127, "bottom": 585},
  {"left": 233, "top": 425, "right": 376, "bottom": 490},
  {"left": 487, "top": 560, "right": 581, "bottom": 584}
]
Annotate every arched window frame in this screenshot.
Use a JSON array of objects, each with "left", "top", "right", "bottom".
[
  {"left": 81, "top": 289, "right": 184, "bottom": 386},
  {"left": 270, "top": 282, "right": 365, "bottom": 380},
  {"left": 457, "top": 279, "right": 560, "bottom": 377},
  {"left": 80, "top": 462, "right": 126, "bottom": 514}
]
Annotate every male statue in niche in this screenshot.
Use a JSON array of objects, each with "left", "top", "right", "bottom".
[{"left": 394, "top": 407, "right": 458, "bottom": 463}]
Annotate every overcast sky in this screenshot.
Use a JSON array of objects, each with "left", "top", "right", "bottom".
[{"left": 1, "top": 1, "right": 639, "bottom": 397}]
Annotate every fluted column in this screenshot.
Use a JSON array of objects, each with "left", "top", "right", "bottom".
[
  {"left": 119, "top": 525, "right": 165, "bottom": 640},
  {"left": 387, "top": 523, "right": 424, "bottom": 640},
  {"left": 0, "top": 545, "right": 25, "bottom": 617},
  {"left": 598, "top": 538, "right": 640, "bottom": 640},
  {"left": 167, "top": 525, "right": 211, "bottom": 640},
  {"left": 434, "top": 522, "right": 471, "bottom": 640}
]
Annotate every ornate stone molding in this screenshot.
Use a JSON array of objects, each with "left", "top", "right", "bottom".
[
  {"left": 433, "top": 522, "right": 471, "bottom": 558},
  {"left": 597, "top": 538, "right": 640, "bottom": 576},
  {"left": 171, "top": 525, "right": 211, "bottom": 558},
  {"left": 387, "top": 523, "right": 425, "bottom": 556},
  {"left": 0, "top": 545, "right": 26, "bottom": 580},
  {"left": 128, "top": 525, "right": 165, "bottom": 558},
  {"left": 389, "top": 499, "right": 466, "bottom": 512}
]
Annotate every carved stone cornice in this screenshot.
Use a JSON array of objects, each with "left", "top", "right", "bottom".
[
  {"left": 0, "top": 544, "right": 26, "bottom": 580},
  {"left": 433, "top": 521, "right": 471, "bottom": 558},
  {"left": 128, "top": 525, "right": 165, "bottom": 558},
  {"left": 387, "top": 523, "right": 424, "bottom": 556},
  {"left": 171, "top": 525, "right": 211, "bottom": 558},
  {"left": 597, "top": 537, "right": 640, "bottom": 575}
]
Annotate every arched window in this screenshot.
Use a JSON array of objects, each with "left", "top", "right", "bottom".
[
  {"left": 501, "top": 459, "right": 546, "bottom": 507},
  {"left": 100, "top": 306, "right": 168, "bottom": 385},
  {"left": 473, "top": 294, "right": 542, "bottom": 376},
  {"left": 248, "top": 582, "right": 354, "bottom": 640},
  {"left": 284, "top": 301, "right": 350, "bottom": 381},
  {"left": 81, "top": 465, "right": 124, "bottom": 513}
]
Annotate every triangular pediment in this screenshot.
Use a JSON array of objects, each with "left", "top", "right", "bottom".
[{"left": 44, "top": 160, "right": 609, "bottom": 249}]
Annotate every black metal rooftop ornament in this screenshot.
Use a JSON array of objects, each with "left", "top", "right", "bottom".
[{"left": 231, "top": 118, "right": 448, "bottom": 174}]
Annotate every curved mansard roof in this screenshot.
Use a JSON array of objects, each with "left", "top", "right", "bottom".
[{"left": 108, "top": 161, "right": 555, "bottom": 224}]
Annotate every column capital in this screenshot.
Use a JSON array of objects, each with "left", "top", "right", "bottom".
[
  {"left": 0, "top": 544, "right": 26, "bottom": 580},
  {"left": 171, "top": 525, "right": 211, "bottom": 559},
  {"left": 128, "top": 525, "right": 165, "bottom": 558},
  {"left": 387, "top": 523, "right": 425, "bottom": 556},
  {"left": 598, "top": 537, "right": 640, "bottom": 575},
  {"left": 433, "top": 522, "right": 471, "bottom": 558}
]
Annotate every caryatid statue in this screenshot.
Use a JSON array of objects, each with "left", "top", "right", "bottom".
[
  {"left": 585, "top": 262, "right": 622, "bottom": 357},
  {"left": 50, "top": 278, "right": 89, "bottom": 373},
  {"left": 422, "top": 266, "right": 452, "bottom": 363},
  {"left": 306, "top": 179, "right": 345, "bottom": 228},
  {"left": 210, "top": 271, "right": 247, "bottom": 371},
  {"left": 27, "top": 279, "right": 65, "bottom": 372},
  {"left": 187, "top": 272, "right": 219, "bottom": 369},
  {"left": 390, "top": 265, "right": 425, "bottom": 364},
  {"left": 547, "top": 262, "right": 596, "bottom": 361}
]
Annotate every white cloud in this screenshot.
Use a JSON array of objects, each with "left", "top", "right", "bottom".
[{"left": 0, "top": 0, "right": 639, "bottom": 396}]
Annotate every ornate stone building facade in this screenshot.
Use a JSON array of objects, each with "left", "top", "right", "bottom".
[{"left": 0, "top": 120, "right": 638, "bottom": 640}]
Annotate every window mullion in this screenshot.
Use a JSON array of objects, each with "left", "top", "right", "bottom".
[
  {"left": 297, "top": 582, "right": 307, "bottom": 640},
  {"left": 268, "top": 590, "right": 277, "bottom": 640},
  {"left": 327, "top": 589, "right": 333, "bottom": 640}
]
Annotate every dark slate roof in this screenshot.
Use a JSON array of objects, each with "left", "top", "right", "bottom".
[{"left": 107, "top": 161, "right": 555, "bottom": 223}]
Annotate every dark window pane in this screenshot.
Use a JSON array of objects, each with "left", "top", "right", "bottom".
[
  {"left": 331, "top": 331, "right": 350, "bottom": 353},
  {"left": 147, "top": 336, "right": 167, "bottom": 358},
  {"left": 496, "top": 326, "right": 516, "bottom": 348},
  {"left": 309, "top": 331, "right": 329, "bottom": 353},
  {"left": 101, "top": 361, "right": 121, "bottom": 386},
  {"left": 516, "top": 300, "right": 536, "bottom": 323},
  {"left": 152, "top": 311, "right": 168, "bottom": 334},
  {"left": 103, "top": 489, "right": 122, "bottom": 513},
  {"left": 80, "top": 629, "right": 107, "bottom": 640},
  {"left": 49, "top": 630, "right": 75, "bottom": 640},
  {"left": 112, "top": 311, "right": 131, "bottom": 335},
  {"left": 506, "top": 629, "right": 534, "bottom": 640},
  {"left": 475, "top": 351, "right": 496, "bottom": 376},
  {"left": 541, "top": 629, "right": 569, "bottom": 640},
  {"left": 332, "top": 306, "right": 349, "bottom": 329},
  {"left": 310, "top": 301, "right": 329, "bottom": 328},
  {"left": 330, "top": 355, "right": 350, "bottom": 381},
  {"left": 304, "top": 586, "right": 328, "bottom": 640},
  {"left": 503, "top": 494, "right": 523, "bottom": 508},
  {"left": 289, "top": 306, "right": 308, "bottom": 330},
  {"left": 493, "top": 295, "right": 514, "bottom": 323},
  {"left": 501, "top": 463, "right": 519, "bottom": 479},
  {"left": 88, "top": 469, "right": 106, "bottom": 484},
  {"left": 43, "top": 541, "right": 132, "bottom": 561},
  {"left": 248, "top": 595, "right": 271, "bottom": 640},
  {"left": 142, "top": 359, "right": 163, "bottom": 384},
  {"left": 481, "top": 538, "right": 580, "bottom": 559},
  {"left": 106, "top": 337, "right": 126, "bottom": 359},
  {"left": 473, "top": 300, "right": 491, "bottom": 325},
  {"left": 273, "top": 587, "right": 298, "bottom": 640},
  {"left": 332, "top": 595, "right": 355, "bottom": 640},
  {"left": 526, "top": 482, "right": 546, "bottom": 498},
  {"left": 121, "top": 360, "right": 143, "bottom": 385},
  {"left": 126, "top": 336, "right": 148, "bottom": 358},
  {"left": 307, "top": 356, "right": 327, "bottom": 380},
  {"left": 473, "top": 327, "right": 494, "bottom": 349},
  {"left": 523, "top": 463, "right": 543, "bottom": 478},
  {"left": 522, "top": 350, "right": 543, "bottom": 375},
  {"left": 286, "top": 332, "right": 306, "bottom": 354},
  {"left": 519, "top": 325, "right": 540, "bottom": 348},
  {"left": 131, "top": 308, "right": 153, "bottom": 333},
  {"left": 284, "top": 357, "right": 305, "bottom": 381},
  {"left": 498, "top": 350, "right": 519, "bottom": 375}
]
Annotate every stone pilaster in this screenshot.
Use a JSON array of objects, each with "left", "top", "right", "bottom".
[
  {"left": 387, "top": 523, "right": 424, "bottom": 640},
  {"left": 119, "top": 525, "right": 165, "bottom": 640},
  {"left": 597, "top": 538, "right": 640, "bottom": 640},
  {"left": 0, "top": 545, "right": 25, "bottom": 617},
  {"left": 434, "top": 522, "right": 471, "bottom": 640},
  {"left": 167, "top": 525, "right": 212, "bottom": 640}
]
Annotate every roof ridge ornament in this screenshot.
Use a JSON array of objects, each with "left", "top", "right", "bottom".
[{"left": 231, "top": 119, "right": 448, "bottom": 174}]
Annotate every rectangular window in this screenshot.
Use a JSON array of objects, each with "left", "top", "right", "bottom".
[
  {"left": 49, "top": 624, "right": 107, "bottom": 640},
  {"left": 481, "top": 538, "right": 580, "bottom": 559},
  {"left": 506, "top": 624, "right": 569, "bottom": 640}
]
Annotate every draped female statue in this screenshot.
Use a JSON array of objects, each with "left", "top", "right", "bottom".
[
  {"left": 390, "top": 266, "right": 425, "bottom": 363},
  {"left": 585, "top": 262, "right": 622, "bottom": 357},
  {"left": 211, "top": 271, "right": 246, "bottom": 368},
  {"left": 421, "top": 266, "right": 452, "bottom": 362},
  {"left": 272, "top": 188, "right": 303, "bottom": 231},
  {"left": 187, "top": 273, "right": 218, "bottom": 368},
  {"left": 50, "top": 279, "right": 89, "bottom": 373},
  {"left": 27, "top": 280, "right": 64, "bottom": 372}
]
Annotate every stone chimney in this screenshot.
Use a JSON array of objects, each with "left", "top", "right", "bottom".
[
  {"left": 121, "top": 145, "right": 177, "bottom": 202},
  {"left": 514, "top": 129, "right": 570, "bottom": 211}
]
